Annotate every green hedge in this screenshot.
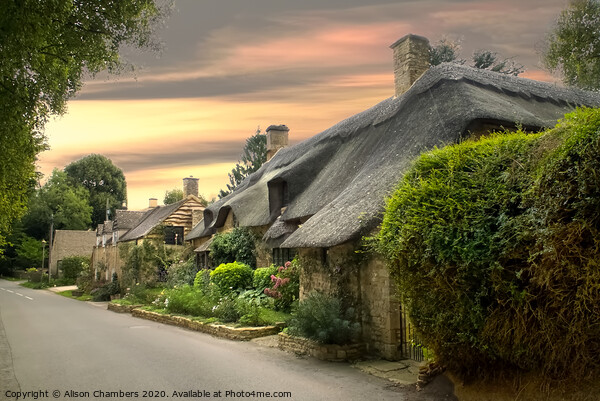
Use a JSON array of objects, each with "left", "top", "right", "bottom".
[{"left": 377, "top": 107, "right": 600, "bottom": 380}]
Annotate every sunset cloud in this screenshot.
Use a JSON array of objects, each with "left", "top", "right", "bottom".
[{"left": 39, "top": 0, "right": 572, "bottom": 210}]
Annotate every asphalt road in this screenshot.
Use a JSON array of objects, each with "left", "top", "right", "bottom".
[{"left": 0, "top": 279, "right": 446, "bottom": 401}]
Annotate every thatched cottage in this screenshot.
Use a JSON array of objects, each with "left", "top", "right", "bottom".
[
  {"left": 91, "top": 177, "right": 205, "bottom": 281},
  {"left": 186, "top": 34, "right": 600, "bottom": 360}
]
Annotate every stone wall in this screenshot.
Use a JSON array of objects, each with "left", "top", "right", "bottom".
[
  {"left": 297, "top": 243, "right": 402, "bottom": 360},
  {"left": 278, "top": 332, "right": 364, "bottom": 362},
  {"left": 131, "top": 309, "right": 281, "bottom": 340}
]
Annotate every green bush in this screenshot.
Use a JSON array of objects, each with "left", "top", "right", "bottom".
[
  {"left": 61, "top": 256, "right": 89, "bottom": 281},
  {"left": 193, "top": 269, "right": 211, "bottom": 291},
  {"left": 163, "top": 286, "right": 241, "bottom": 323},
  {"left": 210, "top": 262, "right": 253, "bottom": 294},
  {"left": 91, "top": 280, "right": 120, "bottom": 302},
  {"left": 288, "top": 291, "right": 360, "bottom": 345},
  {"left": 167, "top": 257, "right": 197, "bottom": 288},
  {"left": 376, "top": 107, "right": 600, "bottom": 380},
  {"left": 252, "top": 266, "right": 278, "bottom": 291},
  {"left": 209, "top": 227, "right": 256, "bottom": 268},
  {"left": 124, "top": 284, "right": 165, "bottom": 305},
  {"left": 164, "top": 285, "right": 217, "bottom": 317}
]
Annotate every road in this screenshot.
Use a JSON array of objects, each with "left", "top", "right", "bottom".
[{"left": 0, "top": 279, "right": 450, "bottom": 401}]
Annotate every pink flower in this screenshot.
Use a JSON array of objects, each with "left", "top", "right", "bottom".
[
  {"left": 278, "top": 266, "right": 284, "bottom": 273},
  {"left": 285, "top": 261, "right": 292, "bottom": 268}
]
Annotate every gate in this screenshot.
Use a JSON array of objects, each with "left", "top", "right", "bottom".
[{"left": 398, "top": 304, "right": 425, "bottom": 362}]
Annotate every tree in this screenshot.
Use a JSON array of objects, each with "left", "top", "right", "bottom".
[
  {"left": 15, "top": 236, "right": 46, "bottom": 269},
  {"left": 543, "top": 0, "right": 600, "bottom": 89},
  {"left": 164, "top": 188, "right": 184, "bottom": 205},
  {"left": 219, "top": 127, "right": 267, "bottom": 198},
  {"left": 21, "top": 169, "right": 93, "bottom": 239},
  {"left": 0, "top": 0, "right": 169, "bottom": 250},
  {"left": 64, "top": 154, "right": 127, "bottom": 226},
  {"left": 430, "top": 39, "right": 524, "bottom": 76},
  {"left": 429, "top": 38, "right": 464, "bottom": 66}
]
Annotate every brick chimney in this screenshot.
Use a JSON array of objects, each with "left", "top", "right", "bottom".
[
  {"left": 266, "top": 125, "right": 289, "bottom": 161},
  {"left": 390, "top": 34, "right": 430, "bottom": 97},
  {"left": 183, "top": 176, "right": 199, "bottom": 198},
  {"left": 149, "top": 198, "right": 158, "bottom": 208}
]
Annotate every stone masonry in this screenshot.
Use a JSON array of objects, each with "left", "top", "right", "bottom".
[{"left": 390, "top": 34, "right": 430, "bottom": 97}]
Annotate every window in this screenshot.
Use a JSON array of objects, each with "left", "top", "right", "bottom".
[
  {"left": 268, "top": 178, "right": 288, "bottom": 219},
  {"left": 164, "top": 226, "right": 184, "bottom": 245},
  {"left": 272, "top": 248, "right": 297, "bottom": 267}
]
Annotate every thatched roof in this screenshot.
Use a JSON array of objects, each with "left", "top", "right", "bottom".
[{"left": 187, "top": 63, "right": 600, "bottom": 248}]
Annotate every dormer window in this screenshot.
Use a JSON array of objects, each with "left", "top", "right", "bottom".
[
  {"left": 268, "top": 178, "right": 288, "bottom": 219},
  {"left": 204, "top": 209, "right": 214, "bottom": 228}
]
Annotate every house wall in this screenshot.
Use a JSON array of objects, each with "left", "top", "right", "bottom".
[
  {"left": 297, "top": 243, "right": 402, "bottom": 360},
  {"left": 163, "top": 199, "right": 205, "bottom": 236},
  {"left": 91, "top": 242, "right": 123, "bottom": 282},
  {"left": 250, "top": 226, "right": 271, "bottom": 267},
  {"left": 50, "top": 230, "right": 96, "bottom": 277}
]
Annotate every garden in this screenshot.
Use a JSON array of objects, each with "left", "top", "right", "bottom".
[{"left": 105, "top": 228, "right": 362, "bottom": 346}]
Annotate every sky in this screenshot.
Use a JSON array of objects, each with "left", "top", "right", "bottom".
[{"left": 39, "top": 0, "right": 570, "bottom": 210}]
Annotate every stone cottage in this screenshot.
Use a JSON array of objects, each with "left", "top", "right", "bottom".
[
  {"left": 185, "top": 34, "right": 600, "bottom": 360},
  {"left": 91, "top": 177, "right": 205, "bottom": 282},
  {"left": 49, "top": 229, "right": 96, "bottom": 278}
]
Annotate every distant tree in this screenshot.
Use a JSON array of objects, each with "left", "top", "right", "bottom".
[
  {"left": 430, "top": 39, "right": 524, "bottom": 76},
  {"left": 0, "top": 0, "right": 170, "bottom": 251},
  {"left": 21, "top": 169, "right": 93, "bottom": 239},
  {"left": 472, "top": 50, "right": 524, "bottom": 76},
  {"left": 64, "top": 154, "right": 127, "bottom": 226},
  {"left": 164, "top": 188, "right": 184, "bottom": 205},
  {"left": 219, "top": 127, "right": 267, "bottom": 198},
  {"left": 429, "top": 38, "right": 464, "bottom": 66},
  {"left": 164, "top": 188, "right": 208, "bottom": 206},
  {"left": 16, "top": 235, "right": 45, "bottom": 268},
  {"left": 543, "top": 0, "right": 600, "bottom": 89}
]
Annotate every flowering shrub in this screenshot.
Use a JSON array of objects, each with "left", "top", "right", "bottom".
[
  {"left": 252, "top": 266, "right": 278, "bottom": 292},
  {"left": 264, "top": 260, "right": 299, "bottom": 311}
]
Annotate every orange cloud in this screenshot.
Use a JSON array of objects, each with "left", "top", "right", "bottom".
[{"left": 520, "top": 69, "right": 557, "bottom": 83}]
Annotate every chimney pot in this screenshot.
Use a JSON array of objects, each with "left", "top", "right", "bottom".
[
  {"left": 390, "top": 34, "right": 430, "bottom": 97},
  {"left": 149, "top": 198, "right": 158, "bottom": 208},
  {"left": 266, "top": 125, "right": 289, "bottom": 161}
]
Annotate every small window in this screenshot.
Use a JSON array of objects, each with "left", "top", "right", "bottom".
[
  {"left": 268, "top": 178, "right": 288, "bottom": 219},
  {"left": 272, "top": 248, "right": 297, "bottom": 267},
  {"left": 164, "top": 226, "right": 184, "bottom": 245}
]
